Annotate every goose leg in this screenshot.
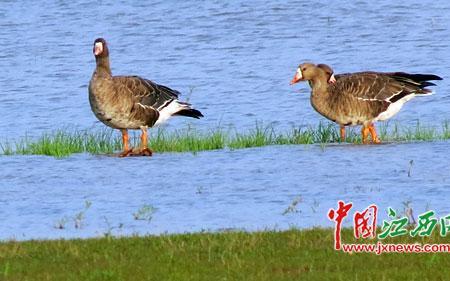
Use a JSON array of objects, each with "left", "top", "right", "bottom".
[
  {"left": 361, "top": 126, "right": 370, "bottom": 144},
  {"left": 119, "top": 129, "right": 133, "bottom": 157},
  {"left": 368, "top": 123, "right": 381, "bottom": 144},
  {"left": 339, "top": 125, "right": 346, "bottom": 142},
  {"left": 139, "top": 126, "right": 153, "bottom": 156}
]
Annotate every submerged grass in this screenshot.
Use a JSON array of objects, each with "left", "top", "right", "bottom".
[
  {"left": 0, "top": 228, "right": 449, "bottom": 280},
  {"left": 1, "top": 121, "right": 450, "bottom": 157},
  {"left": 1, "top": 130, "right": 122, "bottom": 157}
]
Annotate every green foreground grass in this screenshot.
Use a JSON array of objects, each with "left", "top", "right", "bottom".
[
  {"left": 1, "top": 121, "right": 450, "bottom": 157},
  {"left": 0, "top": 228, "right": 449, "bottom": 280}
]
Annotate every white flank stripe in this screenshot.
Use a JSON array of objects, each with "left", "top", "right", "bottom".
[
  {"left": 157, "top": 100, "right": 172, "bottom": 111},
  {"left": 154, "top": 100, "right": 190, "bottom": 126},
  {"left": 374, "top": 88, "right": 433, "bottom": 122},
  {"left": 375, "top": 94, "right": 417, "bottom": 121},
  {"left": 422, "top": 90, "right": 435, "bottom": 96},
  {"left": 376, "top": 101, "right": 405, "bottom": 121},
  {"left": 356, "top": 97, "right": 381, "bottom": 102}
]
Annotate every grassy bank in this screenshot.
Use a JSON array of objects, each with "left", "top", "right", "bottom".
[
  {"left": 1, "top": 121, "right": 450, "bottom": 157},
  {"left": 0, "top": 228, "right": 448, "bottom": 280}
]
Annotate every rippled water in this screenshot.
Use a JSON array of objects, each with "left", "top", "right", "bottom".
[{"left": 0, "top": 0, "right": 449, "bottom": 240}]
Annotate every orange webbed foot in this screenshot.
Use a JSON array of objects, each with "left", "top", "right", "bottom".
[
  {"left": 339, "top": 126, "right": 346, "bottom": 142},
  {"left": 361, "top": 126, "right": 370, "bottom": 144},
  {"left": 138, "top": 148, "right": 153, "bottom": 157},
  {"left": 119, "top": 148, "right": 134, "bottom": 157},
  {"left": 368, "top": 123, "right": 381, "bottom": 144}
]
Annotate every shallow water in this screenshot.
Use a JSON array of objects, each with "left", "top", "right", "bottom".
[
  {"left": 1, "top": 142, "right": 450, "bottom": 240},
  {"left": 0, "top": 0, "right": 449, "bottom": 240}
]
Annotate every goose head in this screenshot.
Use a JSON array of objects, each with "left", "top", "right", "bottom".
[{"left": 93, "top": 38, "right": 109, "bottom": 58}]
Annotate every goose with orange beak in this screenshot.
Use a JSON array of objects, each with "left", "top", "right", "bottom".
[{"left": 290, "top": 63, "right": 441, "bottom": 144}]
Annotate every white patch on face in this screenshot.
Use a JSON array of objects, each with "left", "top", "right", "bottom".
[
  {"left": 329, "top": 74, "right": 337, "bottom": 83},
  {"left": 94, "top": 42, "right": 103, "bottom": 55},
  {"left": 295, "top": 68, "right": 303, "bottom": 80}
]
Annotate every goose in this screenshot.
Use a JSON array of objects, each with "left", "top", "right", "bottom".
[
  {"left": 89, "top": 38, "right": 203, "bottom": 157},
  {"left": 290, "top": 63, "right": 442, "bottom": 143}
]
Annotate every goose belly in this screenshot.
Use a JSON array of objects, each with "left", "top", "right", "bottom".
[
  {"left": 89, "top": 92, "right": 143, "bottom": 130},
  {"left": 310, "top": 97, "right": 353, "bottom": 125},
  {"left": 323, "top": 98, "right": 378, "bottom": 126}
]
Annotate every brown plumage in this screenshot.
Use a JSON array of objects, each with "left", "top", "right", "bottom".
[
  {"left": 290, "top": 63, "right": 442, "bottom": 143},
  {"left": 89, "top": 38, "right": 203, "bottom": 157}
]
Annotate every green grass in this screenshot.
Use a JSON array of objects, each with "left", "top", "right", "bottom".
[
  {"left": 1, "top": 121, "right": 450, "bottom": 157},
  {"left": 0, "top": 228, "right": 448, "bottom": 280}
]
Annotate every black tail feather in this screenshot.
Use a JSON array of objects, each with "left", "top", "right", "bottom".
[
  {"left": 419, "top": 81, "right": 436, "bottom": 88},
  {"left": 174, "top": 108, "right": 204, "bottom": 119},
  {"left": 392, "top": 72, "right": 443, "bottom": 82},
  {"left": 390, "top": 72, "right": 442, "bottom": 90}
]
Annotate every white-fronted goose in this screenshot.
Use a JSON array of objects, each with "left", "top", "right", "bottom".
[
  {"left": 290, "top": 63, "right": 442, "bottom": 143},
  {"left": 89, "top": 38, "right": 203, "bottom": 157}
]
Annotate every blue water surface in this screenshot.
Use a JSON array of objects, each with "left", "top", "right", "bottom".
[{"left": 0, "top": 0, "right": 449, "bottom": 240}]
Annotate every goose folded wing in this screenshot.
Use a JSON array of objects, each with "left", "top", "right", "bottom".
[
  {"left": 113, "top": 76, "right": 181, "bottom": 110},
  {"left": 333, "top": 74, "right": 421, "bottom": 104}
]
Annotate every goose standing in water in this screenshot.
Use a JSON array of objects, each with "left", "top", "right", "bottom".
[
  {"left": 89, "top": 38, "right": 203, "bottom": 157},
  {"left": 290, "top": 63, "right": 441, "bottom": 143}
]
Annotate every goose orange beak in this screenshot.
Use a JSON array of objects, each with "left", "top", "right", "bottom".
[{"left": 290, "top": 69, "right": 303, "bottom": 85}]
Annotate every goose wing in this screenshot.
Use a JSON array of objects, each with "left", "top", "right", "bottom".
[
  {"left": 330, "top": 72, "right": 434, "bottom": 103},
  {"left": 113, "top": 75, "right": 180, "bottom": 110},
  {"left": 111, "top": 75, "right": 183, "bottom": 126}
]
